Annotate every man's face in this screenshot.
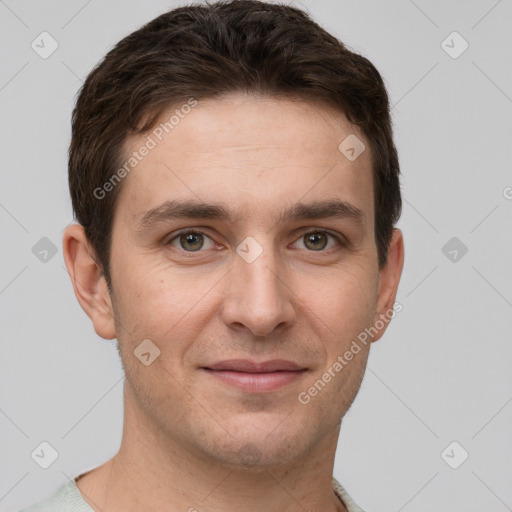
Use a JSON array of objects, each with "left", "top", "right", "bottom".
[{"left": 107, "top": 94, "right": 389, "bottom": 466}]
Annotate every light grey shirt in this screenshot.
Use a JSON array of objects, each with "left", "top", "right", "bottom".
[{"left": 20, "top": 475, "right": 365, "bottom": 512}]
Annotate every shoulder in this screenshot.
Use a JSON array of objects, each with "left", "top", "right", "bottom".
[
  {"left": 19, "top": 480, "right": 94, "bottom": 512},
  {"left": 332, "top": 477, "right": 366, "bottom": 512}
]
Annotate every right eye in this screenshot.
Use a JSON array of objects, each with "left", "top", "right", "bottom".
[{"left": 166, "top": 230, "right": 216, "bottom": 252}]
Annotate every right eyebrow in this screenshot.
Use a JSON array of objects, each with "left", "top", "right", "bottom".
[{"left": 136, "top": 200, "right": 235, "bottom": 231}]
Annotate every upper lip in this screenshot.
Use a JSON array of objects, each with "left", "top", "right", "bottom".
[{"left": 204, "top": 359, "right": 306, "bottom": 373}]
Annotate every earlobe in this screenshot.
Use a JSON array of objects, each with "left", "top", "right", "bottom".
[
  {"left": 371, "top": 228, "right": 404, "bottom": 343},
  {"left": 62, "top": 224, "right": 117, "bottom": 340}
]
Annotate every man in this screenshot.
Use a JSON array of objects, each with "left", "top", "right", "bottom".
[{"left": 22, "top": 1, "right": 403, "bottom": 510}]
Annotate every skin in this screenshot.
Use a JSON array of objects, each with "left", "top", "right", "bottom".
[{"left": 63, "top": 93, "right": 404, "bottom": 512}]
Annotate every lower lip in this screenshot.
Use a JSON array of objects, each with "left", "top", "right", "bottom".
[{"left": 202, "top": 369, "right": 307, "bottom": 392}]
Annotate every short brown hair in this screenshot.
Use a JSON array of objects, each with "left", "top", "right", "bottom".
[{"left": 69, "top": 0, "right": 401, "bottom": 287}]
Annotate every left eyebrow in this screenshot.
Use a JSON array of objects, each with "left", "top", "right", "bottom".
[
  {"left": 281, "top": 200, "right": 366, "bottom": 226},
  {"left": 135, "top": 198, "right": 366, "bottom": 231}
]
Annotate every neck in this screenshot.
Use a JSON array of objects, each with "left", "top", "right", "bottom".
[{"left": 76, "top": 387, "right": 347, "bottom": 512}]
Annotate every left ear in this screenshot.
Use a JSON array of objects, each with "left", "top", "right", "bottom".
[{"left": 371, "top": 228, "right": 404, "bottom": 342}]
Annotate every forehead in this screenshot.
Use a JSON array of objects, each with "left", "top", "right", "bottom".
[{"left": 115, "top": 94, "right": 374, "bottom": 228}]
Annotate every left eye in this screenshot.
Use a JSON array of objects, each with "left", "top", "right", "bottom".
[
  {"left": 167, "top": 231, "right": 216, "bottom": 252},
  {"left": 294, "top": 231, "right": 341, "bottom": 251}
]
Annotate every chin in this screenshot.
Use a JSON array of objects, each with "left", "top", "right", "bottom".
[{"left": 192, "top": 416, "right": 314, "bottom": 469}]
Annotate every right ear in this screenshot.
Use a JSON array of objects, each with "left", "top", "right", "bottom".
[{"left": 62, "top": 224, "right": 116, "bottom": 340}]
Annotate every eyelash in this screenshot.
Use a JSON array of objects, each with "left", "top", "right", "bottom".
[{"left": 165, "top": 229, "right": 346, "bottom": 253}]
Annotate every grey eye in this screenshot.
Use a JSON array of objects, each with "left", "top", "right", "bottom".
[
  {"left": 303, "top": 232, "right": 329, "bottom": 251},
  {"left": 179, "top": 232, "right": 204, "bottom": 251}
]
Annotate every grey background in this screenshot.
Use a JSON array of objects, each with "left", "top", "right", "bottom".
[{"left": 1, "top": 1, "right": 511, "bottom": 511}]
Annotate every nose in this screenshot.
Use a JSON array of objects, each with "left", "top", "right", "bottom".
[{"left": 220, "top": 244, "right": 296, "bottom": 337}]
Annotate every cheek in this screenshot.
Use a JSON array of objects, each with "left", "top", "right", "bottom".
[
  {"left": 312, "top": 264, "right": 379, "bottom": 339},
  {"left": 111, "top": 262, "right": 220, "bottom": 356},
  {"left": 111, "top": 267, "right": 204, "bottom": 417},
  {"left": 298, "top": 271, "right": 376, "bottom": 418}
]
